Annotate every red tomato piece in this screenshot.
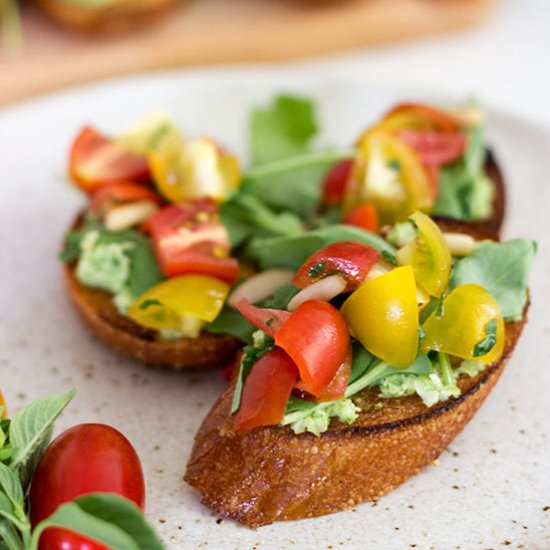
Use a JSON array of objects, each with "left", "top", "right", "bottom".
[
  {"left": 29, "top": 424, "right": 145, "bottom": 550},
  {"left": 315, "top": 345, "right": 352, "bottom": 402},
  {"left": 292, "top": 241, "right": 380, "bottom": 291},
  {"left": 38, "top": 529, "right": 110, "bottom": 550},
  {"left": 236, "top": 298, "right": 291, "bottom": 338},
  {"left": 384, "top": 103, "right": 461, "bottom": 133},
  {"left": 343, "top": 203, "right": 379, "bottom": 233},
  {"left": 69, "top": 127, "right": 150, "bottom": 194},
  {"left": 30, "top": 424, "right": 145, "bottom": 526},
  {"left": 275, "top": 300, "right": 350, "bottom": 397},
  {"left": 395, "top": 130, "right": 467, "bottom": 166},
  {"left": 234, "top": 348, "right": 298, "bottom": 433},
  {"left": 322, "top": 159, "right": 354, "bottom": 206},
  {"left": 296, "top": 344, "right": 352, "bottom": 402},
  {"left": 89, "top": 182, "right": 164, "bottom": 214},
  {"left": 147, "top": 199, "right": 239, "bottom": 284}
]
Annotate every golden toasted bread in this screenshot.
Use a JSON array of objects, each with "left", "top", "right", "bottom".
[
  {"left": 34, "top": 0, "right": 179, "bottom": 33},
  {"left": 184, "top": 306, "right": 527, "bottom": 527},
  {"left": 64, "top": 263, "right": 240, "bottom": 369}
]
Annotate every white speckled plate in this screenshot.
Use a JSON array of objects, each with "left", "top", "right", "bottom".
[{"left": 1, "top": 68, "right": 549, "bottom": 550}]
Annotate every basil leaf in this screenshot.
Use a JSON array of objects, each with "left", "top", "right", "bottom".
[
  {"left": 9, "top": 389, "right": 76, "bottom": 489},
  {"left": 245, "top": 225, "right": 395, "bottom": 271},
  {"left": 0, "top": 516, "right": 23, "bottom": 550},
  {"left": 30, "top": 494, "right": 164, "bottom": 550},
  {"left": 450, "top": 239, "right": 536, "bottom": 321},
  {"left": 0, "top": 465, "right": 24, "bottom": 518},
  {"left": 250, "top": 94, "right": 318, "bottom": 164}
]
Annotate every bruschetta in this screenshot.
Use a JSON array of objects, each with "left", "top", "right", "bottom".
[{"left": 185, "top": 214, "right": 535, "bottom": 526}]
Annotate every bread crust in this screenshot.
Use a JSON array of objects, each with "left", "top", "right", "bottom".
[
  {"left": 33, "top": 0, "right": 179, "bottom": 34},
  {"left": 184, "top": 307, "right": 527, "bottom": 527},
  {"left": 64, "top": 263, "right": 241, "bottom": 369}
]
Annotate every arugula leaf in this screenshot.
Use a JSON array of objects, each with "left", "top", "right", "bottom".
[
  {"left": 432, "top": 127, "right": 493, "bottom": 221},
  {"left": 245, "top": 225, "right": 395, "bottom": 271},
  {"left": 250, "top": 94, "right": 318, "bottom": 164},
  {"left": 30, "top": 494, "right": 164, "bottom": 550},
  {"left": 219, "top": 192, "right": 303, "bottom": 249},
  {"left": 450, "top": 239, "right": 536, "bottom": 320},
  {"left": 9, "top": 389, "right": 76, "bottom": 489},
  {"left": 230, "top": 339, "right": 273, "bottom": 415},
  {"left": 242, "top": 150, "right": 351, "bottom": 220},
  {"left": 260, "top": 283, "right": 301, "bottom": 311},
  {"left": 205, "top": 306, "right": 256, "bottom": 342}
]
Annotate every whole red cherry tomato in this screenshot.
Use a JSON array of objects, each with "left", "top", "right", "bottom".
[{"left": 29, "top": 423, "right": 145, "bottom": 550}]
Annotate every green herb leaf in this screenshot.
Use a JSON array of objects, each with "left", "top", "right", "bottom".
[
  {"left": 139, "top": 299, "right": 163, "bottom": 310},
  {"left": 245, "top": 225, "right": 395, "bottom": 271},
  {"left": 30, "top": 493, "right": 164, "bottom": 550},
  {"left": 381, "top": 250, "right": 398, "bottom": 266},
  {"left": 250, "top": 94, "right": 318, "bottom": 164},
  {"left": 432, "top": 127, "right": 493, "bottom": 222},
  {"left": 472, "top": 318, "right": 497, "bottom": 357},
  {"left": 9, "top": 389, "right": 77, "bottom": 489},
  {"left": 450, "top": 239, "right": 536, "bottom": 320},
  {"left": 205, "top": 306, "right": 256, "bottom": 342},
  {"left": 260, "top": 283, "right": 301, "bottom": 310},
  {"left": 230, "top": 341, "right": 273, "bottom": 414},
  {"left": 308, "top": 260, "right": 326, "bottom": 278},
  {"left": 219, "top": 192, "right": 303, "bottom": 249}
]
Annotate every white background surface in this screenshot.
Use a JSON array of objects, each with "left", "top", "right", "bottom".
[{"left": 1, "top": 1, "right": 550, "bottom": 549}]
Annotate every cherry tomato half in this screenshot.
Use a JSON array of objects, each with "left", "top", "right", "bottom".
[
  {"left": 89, "top": 182, "right": 164, "bottom": 215},
  {"left": 377, "top": 102, "right": 462, "bottom": 134},
  {"left": 69, "top": 127, "right": 150, "bottom": 194},
  {"left": 343, "top": 203, "right": 379, "bottom": 233},
  {"left": 395, "top": 130, "right": 467, "bottom": 166},
  {"left": 341, "top": 265, "right": 419, "bottom": 367},
  {"left": 234, "top": 348, "right": 298, "bottom": 433},
  {"left": 29, "top": 424, "right": 145, "bottom": 550},
  {"left": 345, "top": 130, "right": 434, "bottom": 226},
  {"left": 322, "top": 159, "right": 354, "bottom": 206},
  {"left": 293, "top": 241, "right": 379, "bottom": 291},
  {"left": 275, "top": 300, "right": 350, "bottom": 397},
  {"left": 236, "top": 299, "right": 291, "bottom": 338},
  {"left": 146, "top": 199, "right": 239, "bottom": 284}
]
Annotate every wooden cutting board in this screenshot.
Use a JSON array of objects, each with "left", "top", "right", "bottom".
[{"left": 0, "top": 0, "right": 494, "bottom": 106}]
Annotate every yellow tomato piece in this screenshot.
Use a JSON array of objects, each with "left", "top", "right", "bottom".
[
  {"left": 0, "top": 389, "right": 7, "bottom": 419},
  {"left": 344, "top": 131, "right": 433, "bottom": 226},
  {"left": 341, "top": 265, "right": 419, "bottom": 367},
  {"left": 396, "top": 211, "right": 451, "bottom": 297},
  {"left": 422, "top": 284, "right": 504, "bottom": 363},
  {"left": 149, "top": 134, "right": 240, "bottom": 203},
  {"left": 128, "top": 275, "right": 229, "bottom": 333}
]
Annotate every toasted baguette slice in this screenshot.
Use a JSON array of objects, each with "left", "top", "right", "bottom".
[
  {"left": 184, "top": 220, "right": 525, "bottom": 528},
  {"left": 64, "top": 263, "right": 241, "bottom": 369},
  {"left": 34, "top": 0, "right": 179, "bottom": 34}
]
